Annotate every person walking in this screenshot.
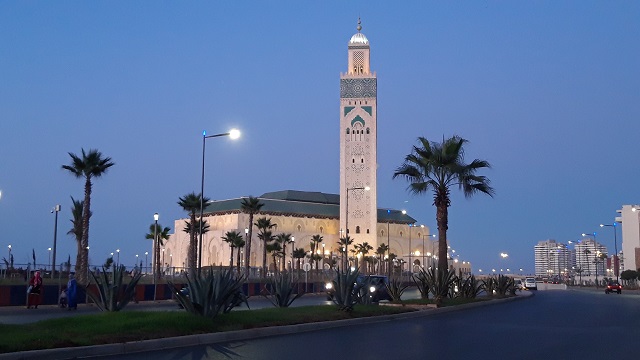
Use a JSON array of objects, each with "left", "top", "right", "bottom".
[
  {"left": 67, "top": 272, "right": 78, "bottom": 310},
  {"left": 27, "top": 271, "right": 43, "bottom": 309}
]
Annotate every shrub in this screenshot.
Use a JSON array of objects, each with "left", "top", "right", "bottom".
[
  {"left": 168, "top": 267, "right": 247, "bottom": 319},
  {"left": 86, "top": 263, "right": 142, "bottom": 312},
  {"left": 412, "top": 268, "right": 430, "bottom": 299},
  {"left": 495, "top": 274, "right": 515, "bottom": 296},
  {"left": 262, "top": 273, "right": 304, "bottom": 307},
  {"left": 331, "top": 267, "right": 360, "bottom": 312},
  {"left": 483, "top": 276, "right": 496, "bottom": 296},
  {"left": 386, "top": 277, "right": 409, "bottom": 302}
]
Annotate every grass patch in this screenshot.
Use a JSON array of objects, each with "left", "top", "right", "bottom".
[{"left": 0, "top": 305, "right": 415, "bottom": 354}]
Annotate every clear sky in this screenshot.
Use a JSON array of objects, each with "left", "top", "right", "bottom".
[{"left": 0, "top": 1, "right": 638, "bottom": 274}]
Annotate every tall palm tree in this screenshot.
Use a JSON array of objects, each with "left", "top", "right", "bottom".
[
  {"left": 233, "top": 236, "right": 245, "bottom": 273},
  {"left": 145, "top": 223, "right": 171, "bottom": 277},
  {"left": 575, "top": 266, "right": 584, "bottom": 286},
  {"left": 274, "top": 233, "right": 293, "bottom": 272},
  {"left": 67, "top": 196, "right": 90, "bottom": 274},
  {"left": 62, "top": 148, "right": 114, "bottom": 284},
  {"left": 310, "top": 235, "right": 323, "bottom": 271},
  {"left": 222, "top": 231, "right": 243, "bottom": 268},
  {"left": 393, "top": 136, "right": 494, "bottom": 272},
  {"left": 376, "top": 243, "right": 389, "bottom": 274},
  {"left": 354, "top": 242, "right": 373, "bottom": 273},
  {"left": 266, "top": 241, "right": 283, "bottom": 275},
  {"left": 255, "top": 217, "right": 276, "bottom": 277},
  {"left": 241, "top": 197, "right": 264, "bottom": 277},
  {"left": 293, "top": 248, "right": 306, "bottom": 272},
  {"left": 337, "top": 236, "right": 354, "bottom": 270},
  {"left": 178, "top": 192, "right": 210, "bottom": 273}
]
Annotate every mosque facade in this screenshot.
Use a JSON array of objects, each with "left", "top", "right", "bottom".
[{"left": 156, "top": 22, "right": 470, "bottom": 276}]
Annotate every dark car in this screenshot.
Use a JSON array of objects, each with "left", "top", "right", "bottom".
[
  {"left": 605, "top": 282, "right": 622, "bottom": 294},
  {"left": 325, "top": 274, "right": 391, "bottom": 302}
]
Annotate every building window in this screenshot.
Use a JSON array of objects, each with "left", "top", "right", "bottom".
[
  {"left": 356, "top": 226, "right": 361, "bottom": 234},
  {"left": 346, "top": 128, "right": 350, "bottom": 134},
  {"left": 400, "top": 231, "right": 403, "bottom": 237},
  {"left": 366, "top": 128, "right": 370, "bottom": 134},
  {"left": 320, "top": 226, "right": 324, "bottom": 233},
  {"left": 297, "top": 225, "right": 301, "bottom": 232},
  {"left": 381, "top": 230, "right": 384, "bottom": 237},
  {"left": 366, "top": 229, "right": 369, "bottom": 234}
]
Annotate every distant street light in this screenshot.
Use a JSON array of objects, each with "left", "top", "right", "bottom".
[
  {"left": 47, "top": 248, "right": 52, "bottom": 272},
  {"left": 199, "top": 129, "right": 241, "bottom": 275},
  {"left": 144, "top": 252, "right": 149, "bottom": 274},
  {"left": 154, "top": 212, "right": 159, "bottom": 302},
  {"left": 116, "top": 249, "right": 120, "bottom": 268}
]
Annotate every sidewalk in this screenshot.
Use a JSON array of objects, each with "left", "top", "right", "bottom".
[{"left": 0, "top": 291, "right": 534, "bottom": 360}]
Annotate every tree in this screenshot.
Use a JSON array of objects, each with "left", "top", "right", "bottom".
[
  {"left": 145, "top": 223, "right": 171, "bottom": 277},
  {"left": 575, "top": 266, "right": 584, "bottom": 286},
  {"left": 376, "top": 244, "right": 389, "bottom": 274},
  {"left": 67, "top": 196, "right": 91, "bottom": 274},
  {"left": 241, "top": 197, "right": 264, "bottom": 277},
  {"left": 274, "top": 233, "right": 293, "bottom": 272},
  {"left": 255, "top": 217, "right": 276, "bottom": 277},
  {"left": 337, "top": 236, "right": 354, "bottom": 270},
  {"left": 62, "top": 148, "right": 114, "bottom": 284},
  {"left": 292, "top": 248, "right": 306, "bottom": 273},
  {"left": 233, "top": 236, "right": 245, "bottom": 273},
  {"left": 222, "top": 231, "right": 244, "bottom": 271},
  {"left": 354, "top": 242, "right": 373, "bottom": 273},
  {"left": 266, "top": 241, "right": 283, "bottom": 274},
  {"left": 310, "top": 235, "right": 323, "bottom": 270},
  {"left": 393, "top": 136, "right": 494, "bottom": 272},
  {"left": 178, "top": 192, "right": 210, "bottom": 274}
]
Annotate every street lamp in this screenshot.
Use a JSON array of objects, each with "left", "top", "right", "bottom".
[
  {"left": 199, "top": 128, "right": 241, "bottom": 275},
  {"left": 344, "top": 185, "right": 370, "bottom": 270},
  {"left": 50, "top": 204, "right": 61, "bottom": 278},
  {"left": 116, "top": 249, "right": 120, "bottom": 268},
  {"left": 582, "top": 232, "right": 598, "bottom": 285},
  {"left": 600, "top": 223, "right": 619, "bottom": 282},
  {"left": 47, "top": 248, "right": 52, "bottom": 272},
  {"left": 154, "top": 212, "right": 159, "bottom": 277},
  {"left": 144, "top": 252, "right": 148, "bottom": 274},
  {"left": 135, "top": 254, "right": 139, "bottom": 269}
]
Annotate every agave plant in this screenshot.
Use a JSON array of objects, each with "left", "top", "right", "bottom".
[
  {"left": 428, "top": 268, "right": 456, "bottom": 306},
  {"left": 386, "top": 277, "right": 410, "bottom": 302},
  {"left": 412, "top": 268, "right": 430, "bottom": 299},
  {"left": 86, "top": 262, "right": 143, "bottom": 312},
  {"left": 483, "top": 276, "right": 497, "bottom": 296},
  {"left": 331, "top": 267, "right": 360, "bottom": 312},
  {"left": 263, "top": 273, "right": 304, "bottom": 307},
  {"left": 459, "top": 274, "right": 484, "bottom": 299},
  {"left": 168, "top": 267, "right": 248, "bottom": 319},
  {"left": 495, "top": 274, "right": 516, "bottom": 296},
  {"left": 354, "top": 275, "right": 376, "bottom": 305}
]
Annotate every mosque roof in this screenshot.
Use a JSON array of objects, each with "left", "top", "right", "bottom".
[{"left": 202, "top": 190, "right": 417, "bottom": 224}]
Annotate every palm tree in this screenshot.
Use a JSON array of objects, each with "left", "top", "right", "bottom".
[
  {"left": 255, "top": 217, "right": 276, "bottom": 277},
  {"left": 293, "top": 248, "right": 306, "bottom": 273},
  {"left": 241, "top": 197, "right": 264, "bottom": 277},
  {"left": 233, "top": 236, "right": 245, "bottom": 273},
  {"left": 266, "top": 241, "right": 283, "bottom": 274},
  {"left": 67, "top": 196, "right": 90, "bottom": 274},
  {"left": 354, "top": 242, "right": 373, "bottom": 273},
  {"left": 274, "top": 233, "right": 293, "bottom": 272},
  {"left": 337, "top": 236, "right": 354, "bottom": 270},
  {"left": 310, "top": 235, "right": 323, "bottom": 270},
  {"left": 222, "top": 231, "right": 243, "bottom": 269},
  {"left": 393, "top": 136, "right": 494, "bottom": 272},
  {"left": 145, "top": 223, "right": 171, "bottom": 277},
  {"left": 575, "top": 266, "right": 584, "bottom": 286},
  {"left": 62, "top": 148, "right": 114, "bottom": 284},
  {"left": 178, "top": 192, "right": 210, "bottom": 274},
  {"left": 376, "top": 243, "right": 389, "bottom": 274}
]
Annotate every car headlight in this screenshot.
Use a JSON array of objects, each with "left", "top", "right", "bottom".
[
  {"left": 325, "top": 283, "right": 333, "bottom": 290},
  {"left": 369, "top": 286, "right": 376, "bottom": 293}
]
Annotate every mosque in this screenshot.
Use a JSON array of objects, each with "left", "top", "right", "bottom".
[{"left": 157, "top": 21, "right": 472, "bottom": 276}]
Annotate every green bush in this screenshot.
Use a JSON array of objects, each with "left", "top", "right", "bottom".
[
  {"left": 386, "top": 277, "right": 409, "bottom": 302},
  {"left": 331, "top": 268, "right": 360, "bottom": 312},
  {"left": 262, "top": 273, "right": 304, "bottom": 307},
  {"left": 168, "top": 268, "right": 247, "bottom": 319},
  {"left": 412, "top": 267, "right": 430, "bottom": 299},
  {"left": 86, "top": 263, "right": 142, "bottom": 312}
]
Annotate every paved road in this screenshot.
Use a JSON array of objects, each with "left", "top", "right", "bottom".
[{"left": 93, "top": 289, "right": 640, "bottom": 360}]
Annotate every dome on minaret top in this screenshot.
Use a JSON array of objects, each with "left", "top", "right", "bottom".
[{"left": 349, "top": 18, "right": 369, "bottom": 45}]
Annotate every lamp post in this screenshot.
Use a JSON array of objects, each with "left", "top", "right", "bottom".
[
  {"left": 116, "top": 249, "right": 120, "bottom": 268},
  {"left": 290, "top": 236, "right": 295, "bottom": 281},
  {"left": 144, "top": 252, "right": 148, "bottom": 274},
  {"left": 135, "top": 254, "right": 139, "bottom": 270},
  {"left": 344, "top": 186, "right": 370, "bottom": 270},
  {"left": 47, "top": 248, "right": 51, "bottom": 272},
  {"left": 600, "top": 223, "right": 619, "bottom": 282},
  {"left": 50, "top": 204, "right": 61, "bottom": 279},
  {"left": 154, "top": 213, "right": 159, "bottom": 276},
  {"left": 199, "top": 129, "right": 241, "bottom": 275}
]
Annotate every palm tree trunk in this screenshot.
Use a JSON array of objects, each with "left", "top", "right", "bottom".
[
  {"left": 436, "top": 202, "right": 449, "bottom": 272},
  {"left": 244, "top": 215, "right": 254, "bottom": 277},
  {"left": 236, "top": 247, "right": 242, "bottom": 273},
  {"left": 262, "top": 242, "right": 268, "bottom": 278},
  {"left": 230, "top": 247, "right": 234, "bottom": 267},
  {"left": 189, "top": 213, "right": 197, "bottom": 273},
  {"left": 79, "top": 177, "right": 92, "bottom": 285}
]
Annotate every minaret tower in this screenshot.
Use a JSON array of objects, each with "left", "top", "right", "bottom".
[{"left": 340, "top": 19, "right": 378, "bottom": 249}]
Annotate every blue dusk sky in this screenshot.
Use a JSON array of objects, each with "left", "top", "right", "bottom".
[{"left": 0, "top": 1, "right": 638, "bottom": 274}]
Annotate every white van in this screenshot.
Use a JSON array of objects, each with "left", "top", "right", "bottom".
[{"left": 524, "top": 277, "right": 537, "bottom": 290}]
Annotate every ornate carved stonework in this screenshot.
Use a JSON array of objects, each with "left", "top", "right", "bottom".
[{"left": 340, "top": 78, "right": 377, "bottom": 98}]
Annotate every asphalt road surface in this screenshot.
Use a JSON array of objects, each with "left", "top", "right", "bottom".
[{"left": 91, "top": 289, "right": 640, "bottom": 360}]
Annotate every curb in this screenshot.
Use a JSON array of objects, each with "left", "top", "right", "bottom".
[{"left": 0, "top": 291, "right": 533, "bottom": 360}]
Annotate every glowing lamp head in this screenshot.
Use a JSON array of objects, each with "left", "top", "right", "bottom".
[{"left": 229, "top": 129, "right": 241, "bottom": 140}]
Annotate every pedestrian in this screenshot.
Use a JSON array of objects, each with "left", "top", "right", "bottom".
[
  {"left": 27, "top": 271, "right": 43, "bottom": 309},
  {"left": 67, "top": 272, "right": 78, "bottom": 310},
  {"left": 59, "top": 286, "right": 68, "bottom": 308}
]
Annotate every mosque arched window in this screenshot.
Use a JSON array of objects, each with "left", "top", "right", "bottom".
[
  {"left": 356, "top": 226, "right": 361, "bottom": 234},
  {"left": 346, "top": 128, "right": 350, "bottom": 134},
  {"left": 366, "top": 128, "right": 370, "bottom": 134}
]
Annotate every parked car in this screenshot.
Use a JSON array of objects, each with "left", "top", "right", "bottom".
[
  {"left": 325, "top": 274, "right": 391, "bottom": 302},
  {"left": 605, "top": 282, "right": 622, "bottom": 294},
  {"left": 523, "top": 277, "right": 537, "bottom": 290}
]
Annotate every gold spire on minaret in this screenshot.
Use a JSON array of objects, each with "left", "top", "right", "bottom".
[{"left": 357, "top": 18, "right": 362, "bottom": 32}]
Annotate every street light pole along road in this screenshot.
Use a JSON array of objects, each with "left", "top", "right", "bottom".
[
  {"left": 198, "top": 129, "right": 240, "bottom": 275},
  {"left": 600, "top": 223, "right": 619, "bottom": 283},
  {"left": 50, "top": 205, "right": 60, "bottom": 278}
]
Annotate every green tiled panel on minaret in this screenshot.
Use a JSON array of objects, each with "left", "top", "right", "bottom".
[
  {"left": 344, "top": 106, "right": 355, "bottom": 116},
  {"left": 351, "top": 115, "right": 365, "bottom": 127},
  {"left": 362, "top": 106, "right": 372, "bottom": 116}
]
